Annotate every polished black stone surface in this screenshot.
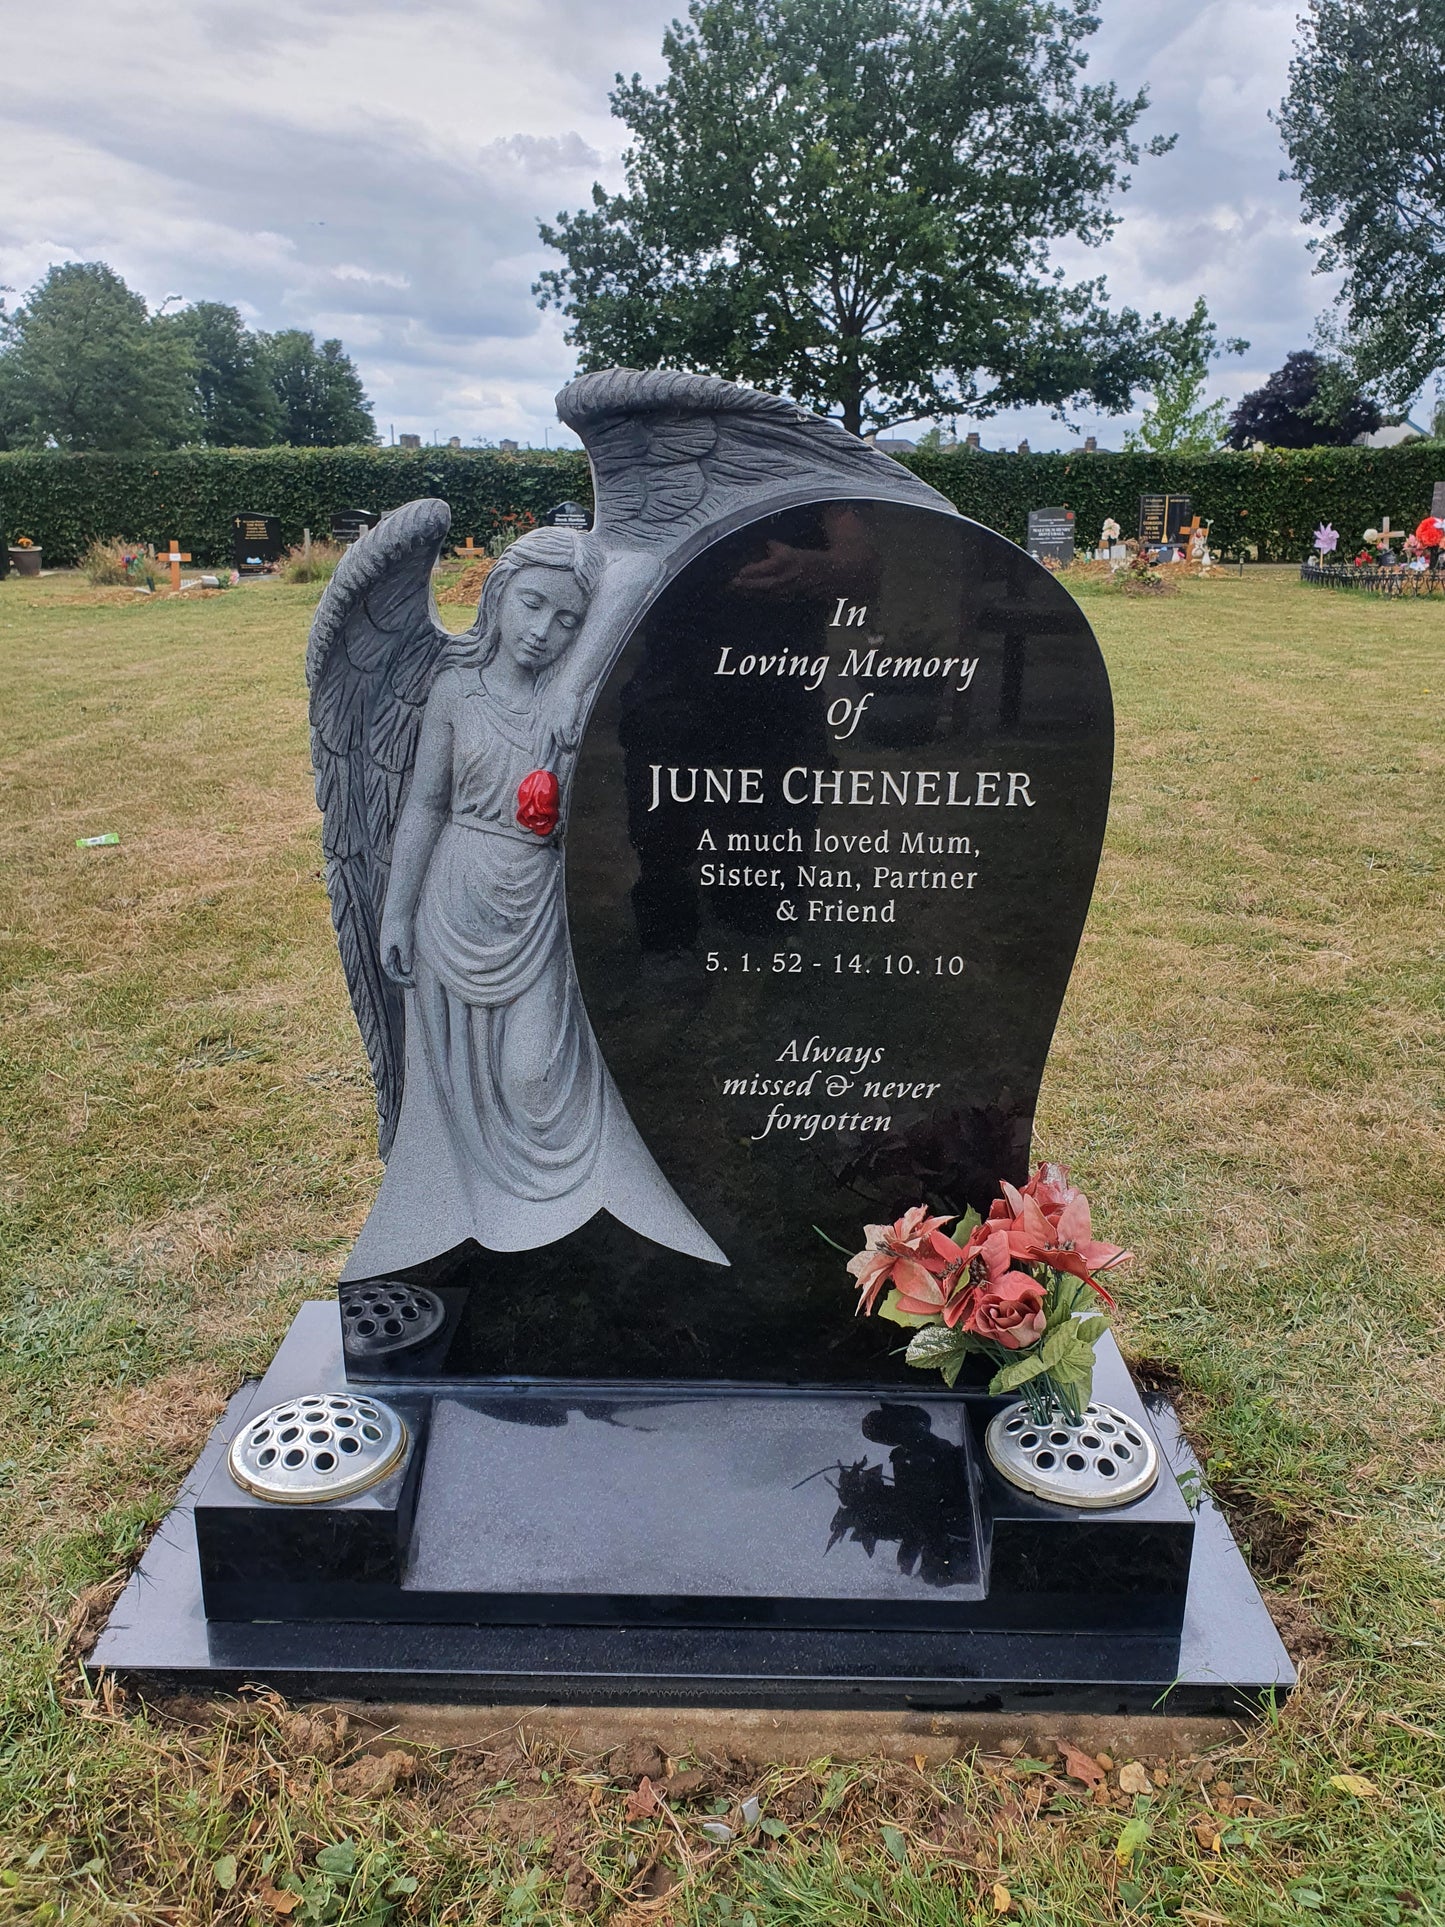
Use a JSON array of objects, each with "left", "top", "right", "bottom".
[
  {"left": 376, "top": 499, "right": 1113, "bottom": 1381},
  {"left": 89, "top": 1310, "right": 1294, "bottom": 1712},
  {"left": 188, "top": 1305, "right": 1194, "bottom": 1633}
]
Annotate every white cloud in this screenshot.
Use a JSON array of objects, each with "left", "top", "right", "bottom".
[{"left": 0, "top": 0, "right": 1348, "bottom": 449}]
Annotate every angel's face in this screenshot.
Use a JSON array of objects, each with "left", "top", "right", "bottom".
[{"left": 496, "top": 566, "right": 589, "bottom": 674}]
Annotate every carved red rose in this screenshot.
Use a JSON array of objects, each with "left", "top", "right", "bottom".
[{"left": 516, "top": 768, "right": 560, "bottom": 837}]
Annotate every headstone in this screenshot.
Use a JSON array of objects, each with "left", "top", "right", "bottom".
[
  {"left": 1026, "top": 506, "right": 1075, "bottom": 564},
  {"left": 545, "top": 499, "right": 592, "bottom": 530},
  {"left": 1138, "top": 493, "right": 1191, "bottom": 548},
  {"left": 1432, "top": 481, "right": 1444, "bottom": 520},
  {"left": 331, "top": 507, "right": 379, "bottom": 546},
  {"left": 231, "top": 513, "right": 283, "bottom": 572},
  {"left": 91, "top": 368, "right": 1293, "bottom": 1717},
  {"left": 0, "top": 533, "right": 8, "bottom": 580}
]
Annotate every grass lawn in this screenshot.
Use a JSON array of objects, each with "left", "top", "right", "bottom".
[{"left": 0, "top": 564, "right": 1442, "bottom": 1924}]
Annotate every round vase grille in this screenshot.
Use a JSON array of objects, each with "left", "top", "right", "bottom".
[
  {"left": 985, "top": 1401, "right": 1159, "bottom": 1507},
  {"left": 227, "top": 1393, "right": 408, "bottom": 1503},
  {"left": 339, "top": 1279, "right": 445, "bottom": 1358}
]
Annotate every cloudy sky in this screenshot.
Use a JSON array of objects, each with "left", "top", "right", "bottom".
[{"left": 1, "top": 0, "right": 1338, "bottom": 450}]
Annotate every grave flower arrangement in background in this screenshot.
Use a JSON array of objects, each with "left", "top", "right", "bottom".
[{"left": 845, "top": 1165, "right": 1132, "bottom": 1425}]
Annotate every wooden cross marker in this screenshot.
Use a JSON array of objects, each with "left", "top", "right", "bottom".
[
  {"left": 1178, "top": 514, "right": 1206, "bottom": 549},
  {"left": 455, "top": 536, "right": 484, "bottom": 558},
  {"left": 1376, "top": 517, "right": 1396, "bottom": 549},
  {"left": 157, "top": 540, "right": 191, "bottom": 591}
]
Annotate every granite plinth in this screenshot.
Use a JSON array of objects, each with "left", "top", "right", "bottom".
[
  {"left": 191, "top": 1304, "right": 1188, "bottom": 1633},
  {"left": 90, "top": 1304, "right": 1293, "bottom": 1713}
]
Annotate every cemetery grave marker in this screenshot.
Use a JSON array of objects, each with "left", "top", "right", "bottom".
[
  {"left": 1138, "top": 493, "right": 1191, "bottom": 549},
  {"left": 231, "top": 513, "right": 282, "bottom": 572},
  {"left": 157, "top": 540, "right": 191, "bottom": 591},
  {"left": 545, "top": 499, "right": 593, "bottom": 530},
  {"left": 331, "top": 507, "right": 379, "bottom": 546},
  {"left": 91, "top": 369, "right": 1292, "bottom": 1714},
  {"left": 1432, "top": 481, "right": 1444, "bottom": 520},
  {"left": 1026, "top": 505, "right": 1075, "bottom": 564}
]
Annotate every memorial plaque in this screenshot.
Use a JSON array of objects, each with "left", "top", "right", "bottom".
[
  {"left": 1432, "top": 481, "right": 1444, "bottom": 520},
  {"left": 1026, "top": 505, "right": 1075, "bottom": 563},
  {"left": 331, "top": 506, "right": 380, "bottom": 545},
  {"left": 231, "top": 512, "right": 283, "bottom": 571},
  {"left": 546, "top": 499, "right": 593, "bottom": 530},
  {"left": 1138, "top": 494, "right": 1190, "bottom": 547}
]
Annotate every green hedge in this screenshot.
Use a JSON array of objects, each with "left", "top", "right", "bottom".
[
  {"left": 906, "top": 440, "right": 1445, "bottom": 562},
  {"left": 1, "top": 437, "right": 1441, "bottom": 567},
  {"left": 0, "top": 446, "right": 592, "bottom": 566}
]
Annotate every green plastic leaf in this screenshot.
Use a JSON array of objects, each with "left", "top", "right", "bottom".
[
  {"left": 905, "top": 1325, "right": 967, "bottom": 1368},
  {"left": 880, "top": 1289, "right": 936, "bottom": 1329},
  {"left": 880, "top": 1824, "right": 909, "bottom": 1863},
  {"left": 940, "top": 1353, "right": 966, "bottom": 1388},
  {"left": 1074, "top": 1314, "right": 1109, "bottom": 1345},
  {"left": 1041, "top": 1329, "right": 1096, "bottom": 1381},
  {"left": 990, "top": 1351, "right": 1049, "bottom": 1394},
  {"left": 212, "top": 1855, "right": 237, "bottom": 1891},
  {"left": 315, "top": 1840, "right": 357, "bottom": 1877},
  {"left": 951, "top": 1206, "right": 981, "bottom": 1241}
]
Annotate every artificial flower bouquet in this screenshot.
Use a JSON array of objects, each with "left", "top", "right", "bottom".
[{"left": 847, "top": 1165, "right": 1131, "bottom": 1425}]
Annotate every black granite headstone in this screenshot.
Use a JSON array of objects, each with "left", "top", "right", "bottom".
[
  {"left": 1138, "top": 494, "right": 1190, "bottom": 547},
  {"left": 87, "top": 370, "right": 1294, "bottom": 1717},
  {"left": 231, "top": 512, "right": 283, "bottom": 572},
  {"left": 0, "top": 533, "right": 8, "bottom": 580},
  {"left": 1432, "top": 481, "right": 1444, "bottom": 521},
  {"left": 332, "top": 507, "right": 380, "bottom": 545},
  {"left": 545, "top": 499, "right": 593, "bottom": 530},
  {"left": 1026, "top": 506, "right": 1075, "bottom": 564},
  {"left": 432, "top": 497, "right": 1112, "bottom": 1380}
]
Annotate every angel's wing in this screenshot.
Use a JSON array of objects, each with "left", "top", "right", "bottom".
[
  {"left": 306, "top": 498, "right": 457, "bottom": 1158},
  {"left": 556, "top": 368, "right": 954, "bottom": 555}
]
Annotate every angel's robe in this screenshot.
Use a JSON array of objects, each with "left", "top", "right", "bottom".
[{"left": 341, "top": 666, "right": 726, "bottom": 1279}]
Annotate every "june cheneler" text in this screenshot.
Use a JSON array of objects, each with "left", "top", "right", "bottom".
[{"left": 646, "top": 765, "right": 1035, "bottom": 810}]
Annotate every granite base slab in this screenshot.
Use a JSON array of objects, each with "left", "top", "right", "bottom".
[{"left": 89, "top": 1304, "right": 1294, "bottom": 1714}]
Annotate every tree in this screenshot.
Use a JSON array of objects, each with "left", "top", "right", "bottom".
[
  {"left": 1121, "top": 298, "right": 1246, "bottom": 455},
  {"left": 1225, "top": 351, "right": 1379, "bottom": 449},
  {"left": 1277, "top": 0, "right": 1445, "bottom": 410},
  {"left": 0, "top": 262, "right": 198, "bottom": 451},
  {"left": 267, "top": 331, "right": 376, "bottom": 446},
  {"left": 536, "top": 0, "right": 1176, "bottom": 436},
  {"left": 168, "top": 301, "right": 281, "bottom": 446}
]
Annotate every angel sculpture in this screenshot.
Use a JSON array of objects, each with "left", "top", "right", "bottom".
[{"left": 308, "top": 368, "right": 947, "bottom": 1283}]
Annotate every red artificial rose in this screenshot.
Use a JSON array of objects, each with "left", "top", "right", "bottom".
[
  {"left": 966, "top": 1275, "right": 1048, "bottom": 1349},
  {"left": 1416, "top": 517, "right": 1444, "bottom": 550},
  {"left": 516, "top": 768, "right": 560, "bottom": 836}
]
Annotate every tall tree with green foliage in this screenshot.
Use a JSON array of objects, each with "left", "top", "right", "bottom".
[
  {"left": 1277, "top": 0, "right": 1445, "bottom": 409},
  {"left": 168, "top": 301, "right": 281, "bottom": 447},
  {"left": 267, "top": 331, "right": 377, "bottom": 447},
  {"left": 1122, "top": 298, "right": 1246, "bottom": 455},
  {"left": 536, "top": 0, "right": 1176, "bottom": 436},
  {"left": 0, "top": 262, "right": 198, "bottom": 451}
]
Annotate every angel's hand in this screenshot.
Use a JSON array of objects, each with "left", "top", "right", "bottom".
[{"left": 380, "top": 918, "right": 415, "bottom": 987}]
